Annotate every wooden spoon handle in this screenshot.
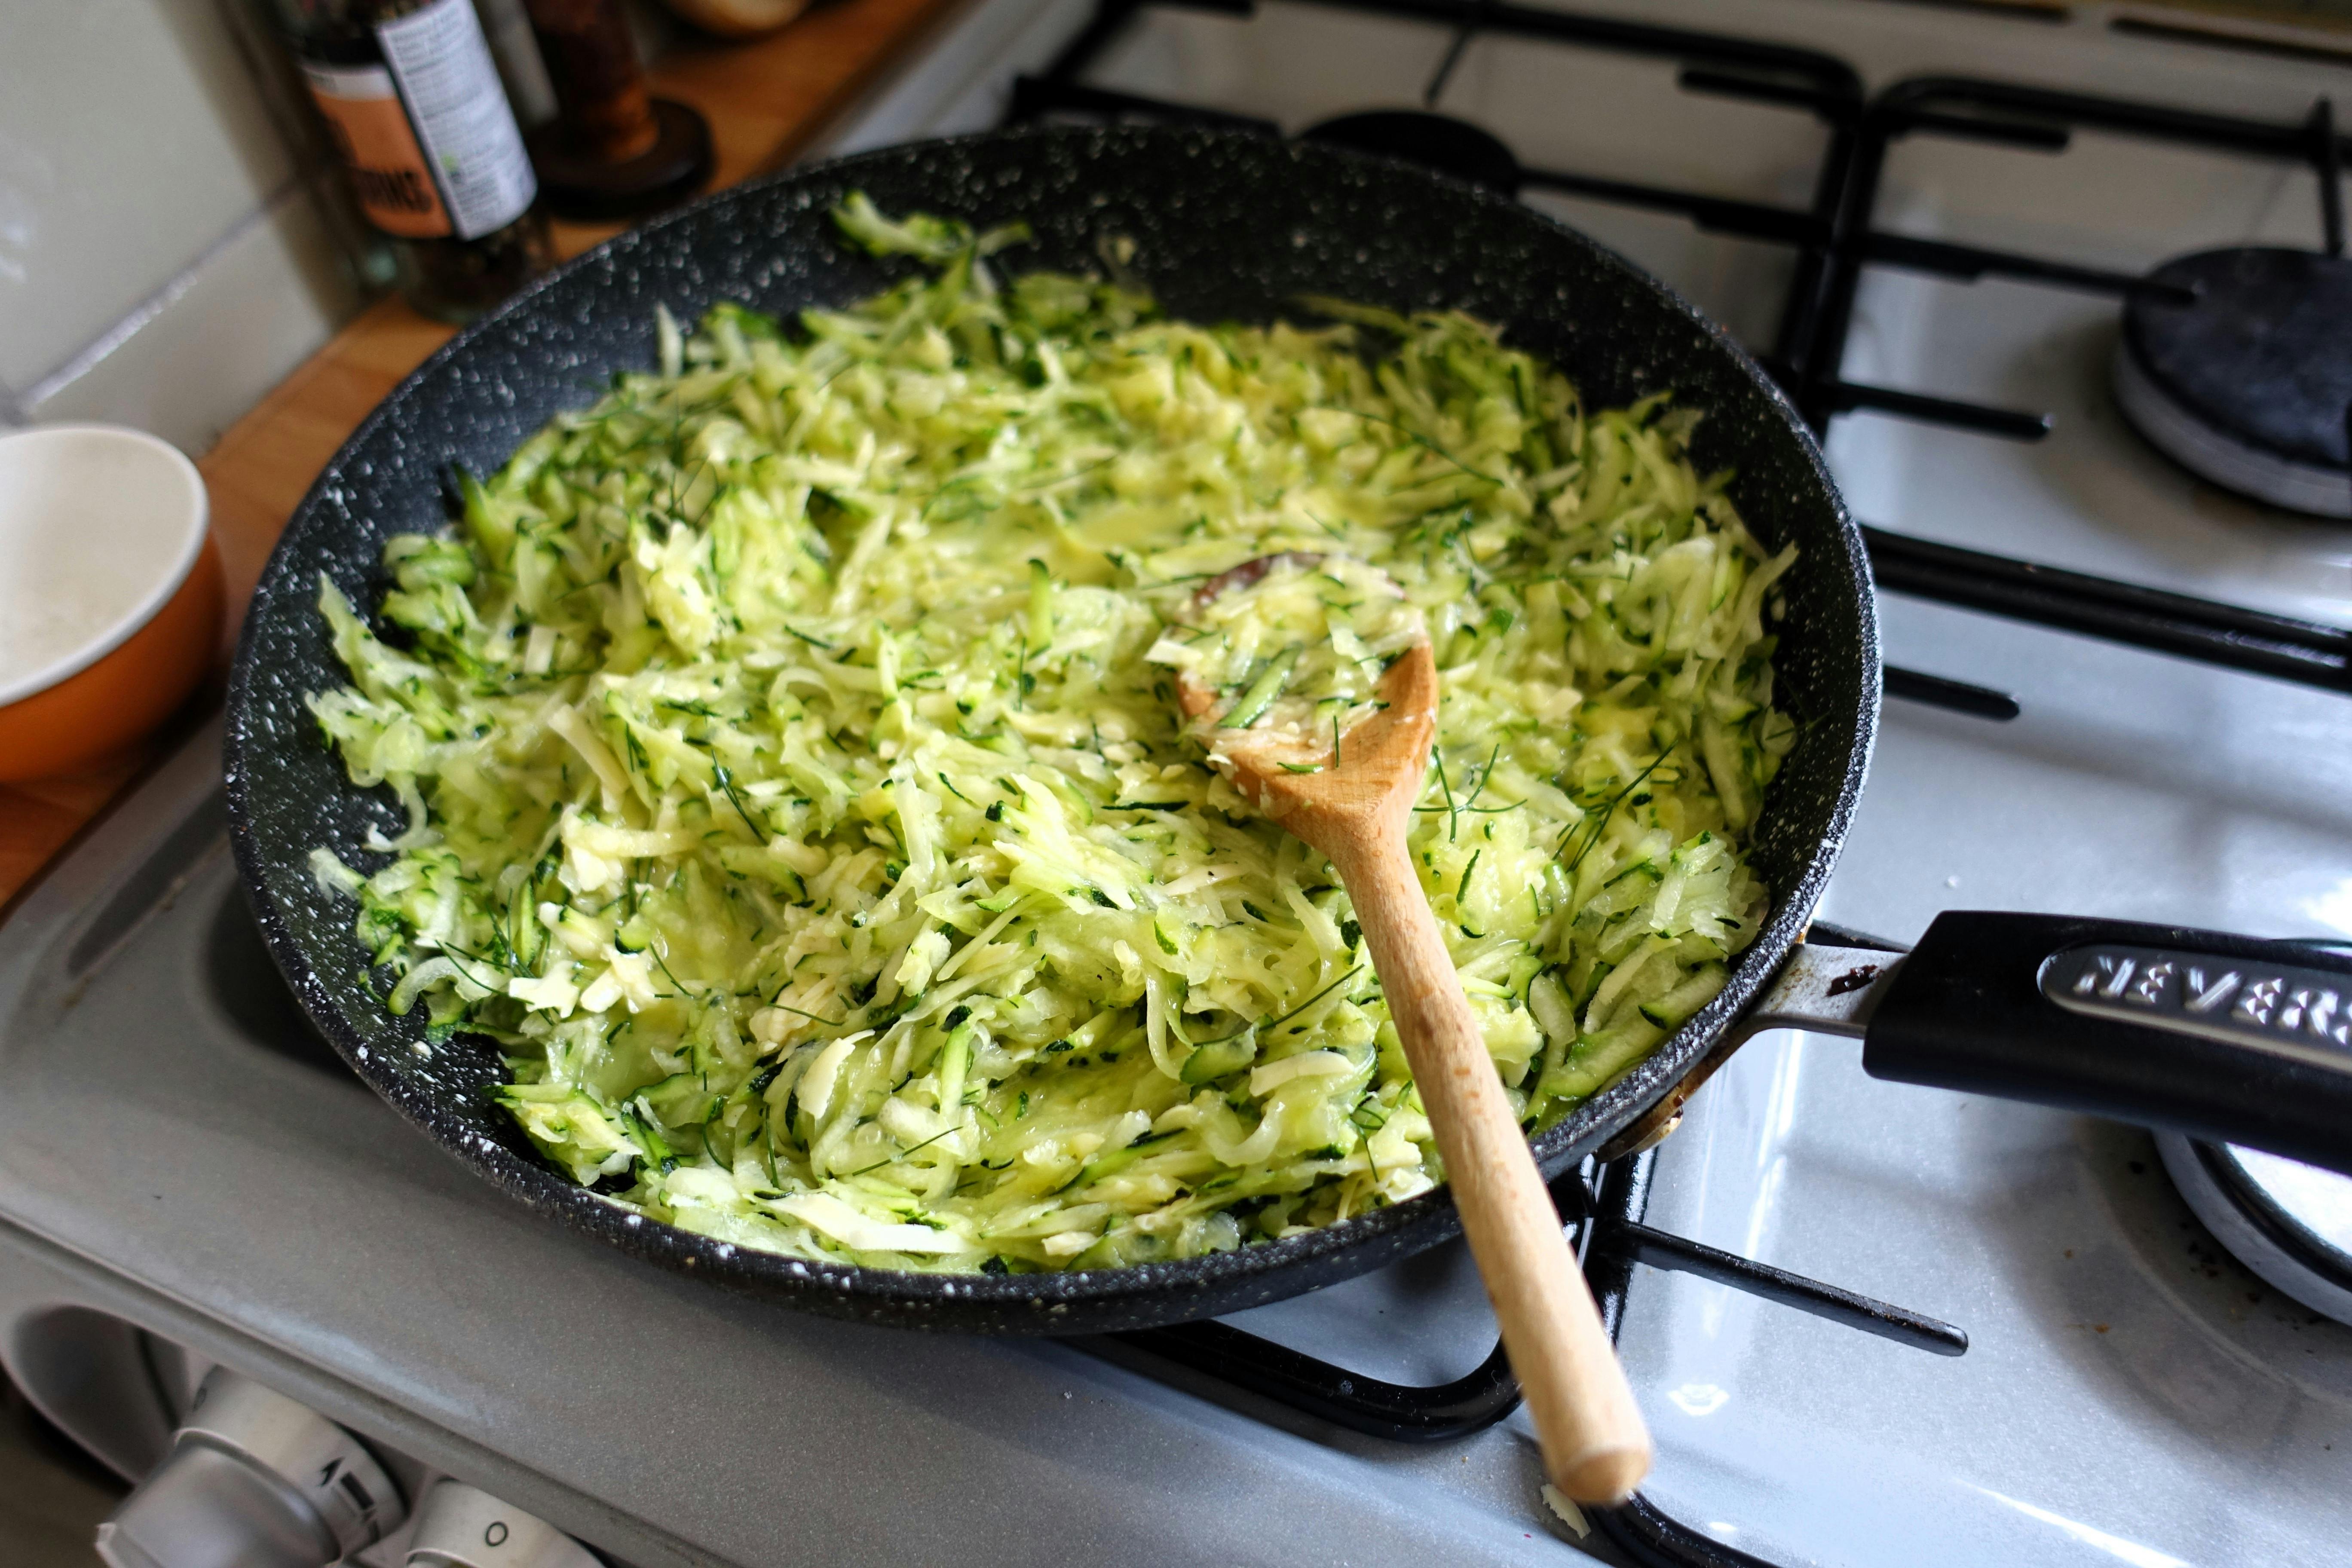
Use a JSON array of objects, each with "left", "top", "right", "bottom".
[{"left": 1332, "top": 828, "right": 1653, "bottom": 1505}]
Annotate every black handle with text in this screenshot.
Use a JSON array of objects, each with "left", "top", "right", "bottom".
[{"left": 1862, "top": 911, "right": 2352, "bottom": 1175}]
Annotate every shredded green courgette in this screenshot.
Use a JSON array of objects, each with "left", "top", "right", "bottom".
[{"left": 306, "top": 196, "right": 1795, "bottom": 1274}]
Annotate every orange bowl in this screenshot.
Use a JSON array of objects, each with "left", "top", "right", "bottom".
[{"left": 0, "top": 426, "right": 221, "bottom": 783}]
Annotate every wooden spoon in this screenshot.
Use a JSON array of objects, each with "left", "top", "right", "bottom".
[{"left": 1175, "top": 558, "right": 1653, "bottom": 1506}]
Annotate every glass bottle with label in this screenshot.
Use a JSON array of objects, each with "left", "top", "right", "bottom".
[{"left": 269, "top": 0, "right": 551, "bottom": 322}]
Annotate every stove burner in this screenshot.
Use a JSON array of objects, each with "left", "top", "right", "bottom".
[
  {"left": 1299, "top": 111, "right": 1522, "bottom": 193},
  {"left": 2157, "top": 1133, "right": 2352, "bottom": 1325},
  {"left": 2115, "top": 247, "right": 2352, "bottom": 518}
]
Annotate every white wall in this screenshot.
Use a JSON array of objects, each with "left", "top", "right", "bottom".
[{"left": 0, "top": 0, "right": 374, "bottom": 457}]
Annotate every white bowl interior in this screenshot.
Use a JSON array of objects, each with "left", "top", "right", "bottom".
[{"left": 0, "top": 425, "right": 209, "bottom": 708}]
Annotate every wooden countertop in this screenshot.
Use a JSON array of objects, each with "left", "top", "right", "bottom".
[{"left": 0, "top": 0, "right": 961, "bottom": 909}]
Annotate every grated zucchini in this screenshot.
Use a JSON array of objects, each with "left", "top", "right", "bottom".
[{"left": 305, "top": 197, "right": 1794, "bottom": 1274}]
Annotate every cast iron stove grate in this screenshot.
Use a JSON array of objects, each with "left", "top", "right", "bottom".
[
  {"left": 1821, "top": 74, "right": 2352, "bottom": 683},
  {"left": 1095, "top": 929, "right": 1969, "bottom": 1568},
  {"left": 1099, "top": 1145, "right": 1969, "bottom": 1567}
]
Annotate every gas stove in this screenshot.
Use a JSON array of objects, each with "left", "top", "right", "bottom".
[{"left": 7, "top": 2, "right": 2352, "bottom": 1565}]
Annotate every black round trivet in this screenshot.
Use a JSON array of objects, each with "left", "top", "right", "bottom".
[{"left": 2116, "top": 246, "right": 2352, "bottom": 518}]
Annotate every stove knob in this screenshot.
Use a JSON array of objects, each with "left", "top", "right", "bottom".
[
  {"left": 94, "top": 1368, "right": 404, "bottom": 1568},
  {"left": 406, "top": 1480, "right": 602, "bottom": 1568}
]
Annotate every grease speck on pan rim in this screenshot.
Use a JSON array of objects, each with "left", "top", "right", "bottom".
[{"left": 224, "top": 123, "right": 1876, "bottom": 1334}]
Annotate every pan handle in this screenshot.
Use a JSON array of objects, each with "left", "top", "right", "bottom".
[{"left": 1754, "top": 914, "right": 2352, "bottom": 1176}]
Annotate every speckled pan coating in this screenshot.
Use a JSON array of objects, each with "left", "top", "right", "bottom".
[{"left": 224, "top": 124, "right": 1877, "bottom": 1335}]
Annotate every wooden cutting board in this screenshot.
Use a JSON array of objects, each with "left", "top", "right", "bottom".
[{"left": 0, "top": 0, "right": 962, "bottom": 910}]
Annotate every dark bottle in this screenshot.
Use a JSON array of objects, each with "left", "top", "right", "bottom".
[{"left": 270, "top": 0, "right": 551, "bottom": 322}]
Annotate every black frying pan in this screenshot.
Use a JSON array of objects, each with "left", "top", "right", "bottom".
[{"left": 227, "top": 124, "right": 2352, "bottom": 1335}]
